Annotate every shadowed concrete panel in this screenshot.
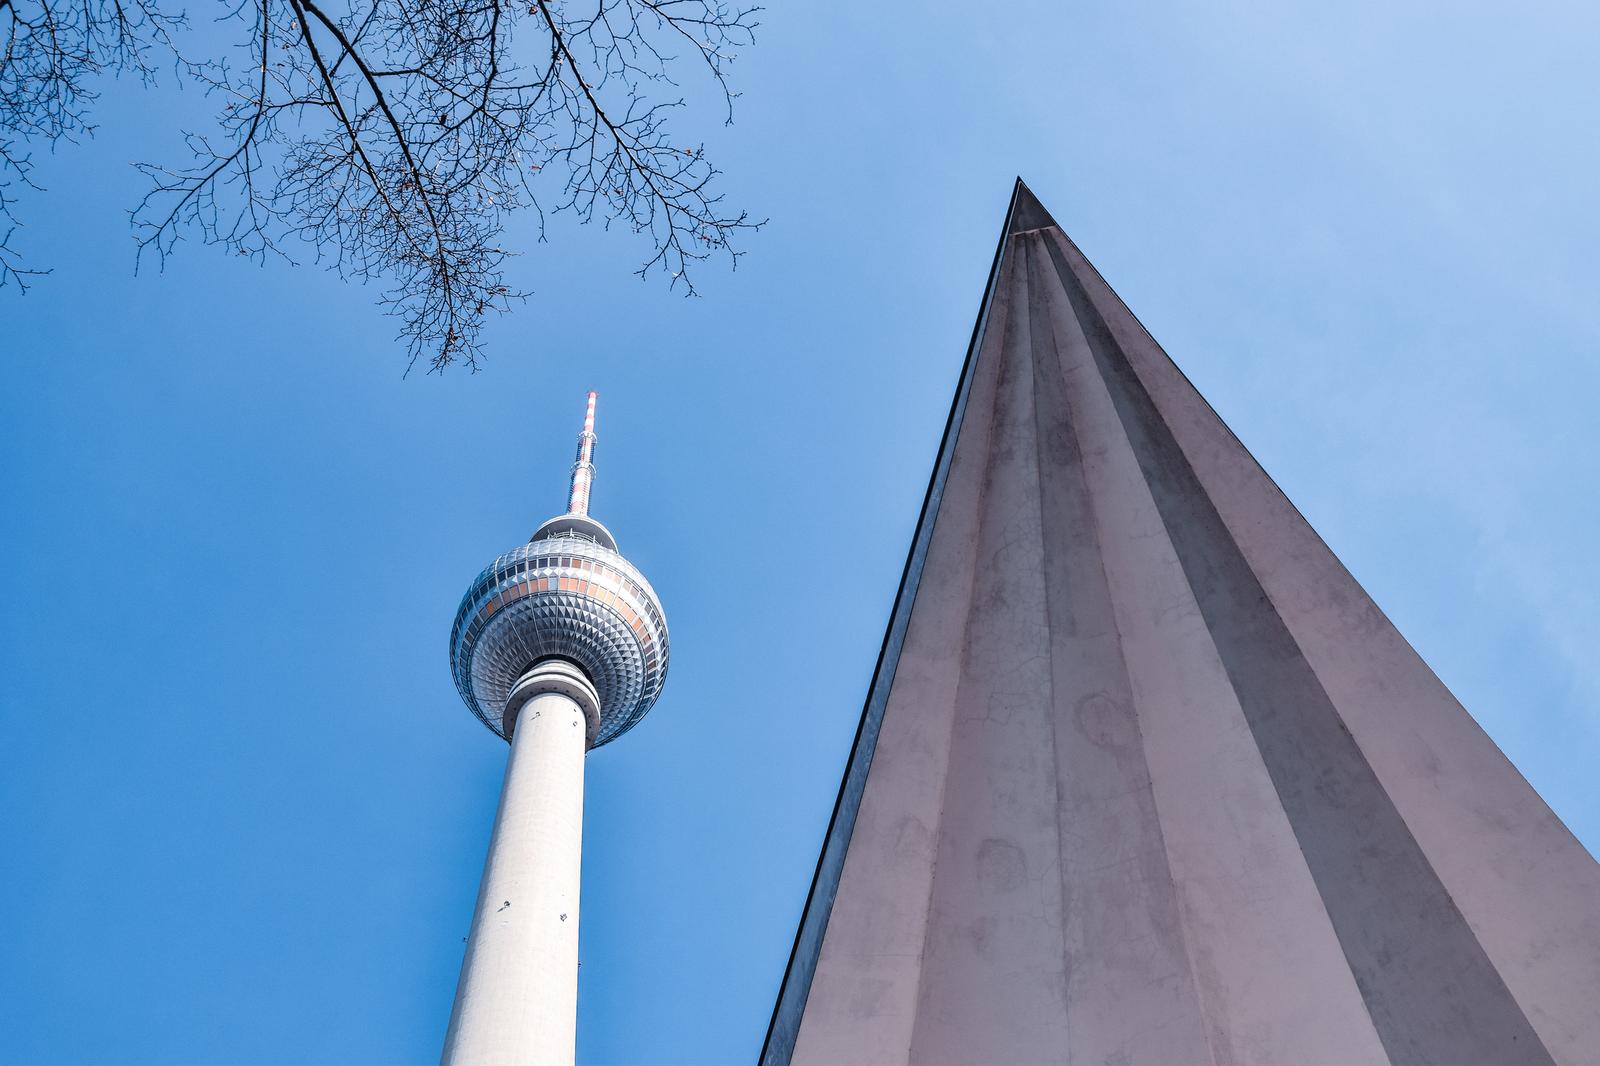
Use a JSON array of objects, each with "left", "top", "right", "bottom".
[
  {"left": 1028, "top": 233, "right": 1386, "bottom": 1065},
  {"left": 764, "top": 181, "right": 1600, "bottom": 1066},
  {"left": 1042, "top": 230, "right": 1553, "bottom": 1065},
  {"left": 1024, "top": 235, "right": 1213, "bottom": 1066},
  {"left": 1045, "top": 228, "right": 1600, "bottom": 1064}
]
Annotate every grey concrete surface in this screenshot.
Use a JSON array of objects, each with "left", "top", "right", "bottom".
[{"left": 762, "top": 181, "right": 1600, "bottom": 1066}]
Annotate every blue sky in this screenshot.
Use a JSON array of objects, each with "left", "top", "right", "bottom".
[{"left": 5, "top": 1, "right": 1599, "bottom": 1062}]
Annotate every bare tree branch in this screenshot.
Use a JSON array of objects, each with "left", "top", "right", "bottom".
[
  {"left": 3, "top": 0, "right": 760, "bottom": 371},
  {"left": 0, "top": 0, "right": 182, "bottom": 289}
]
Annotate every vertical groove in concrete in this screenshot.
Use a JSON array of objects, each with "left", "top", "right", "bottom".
[
  {"left": 1023, "top": 237, "right": 1215, "bottom": 1066},
  {"left": 907, "top": 243, "right": 1072, "bottom": 1064},
  {"left": 767, "top": 181, "right": 1600, "bottom": 1066},
  {"left": 1041, "top": 231, "right": 1555, "bottom": 1066},
  {"left": 1044, "top": 227, "right": 1600, "bottom": 1065},
  {"left": 1032, "top": 232, "right": 1388, "bottom": 1065}
]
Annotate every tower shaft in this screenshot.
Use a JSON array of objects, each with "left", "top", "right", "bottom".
[{"left": 443, "top": 661, "right": 597, "bottom": 1066}]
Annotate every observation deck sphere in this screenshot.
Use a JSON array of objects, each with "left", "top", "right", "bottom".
[{"left": 449, "top": 518, "right": 669, "bottom": 747}]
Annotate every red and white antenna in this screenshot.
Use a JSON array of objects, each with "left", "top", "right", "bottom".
[{"left": 567, "top": 391, "right": 598, "bottom": 516}]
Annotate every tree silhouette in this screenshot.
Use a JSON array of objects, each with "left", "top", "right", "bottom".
[{"left": 2, "top": 0, "right": 760, "bottom": 371}]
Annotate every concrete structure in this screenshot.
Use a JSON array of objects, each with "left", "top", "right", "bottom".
[
  {"left": 763, "top": 181, "right": 1600, "bottom": 1066},
  {"left": 445, "top": 393, "right": 669, "bottom": 1065}
]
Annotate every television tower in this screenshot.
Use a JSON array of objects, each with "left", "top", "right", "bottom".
[{"left": 444, "top": 392, "right": 670, "bottom": 1065}]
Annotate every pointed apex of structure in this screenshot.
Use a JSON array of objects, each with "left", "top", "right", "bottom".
[{"left": 1008, "top": 178, "right": 1058, "bottom": 234}]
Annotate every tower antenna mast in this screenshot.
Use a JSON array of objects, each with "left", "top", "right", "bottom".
[{"left": 568, "top": 390, "right": 598, "bottom": 516}]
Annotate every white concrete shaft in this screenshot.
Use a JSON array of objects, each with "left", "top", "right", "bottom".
[{"left": 443, "top": 678, "right": 592, "bottom": 1065}]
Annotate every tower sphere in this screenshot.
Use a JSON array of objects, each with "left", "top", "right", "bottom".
[{"left": 448, "top": 394, "right": 669, "bottom": 747}]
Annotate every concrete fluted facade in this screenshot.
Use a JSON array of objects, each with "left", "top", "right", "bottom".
[{"left": 762, "top": 181, "right": 1600, "bottom": 1066}]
